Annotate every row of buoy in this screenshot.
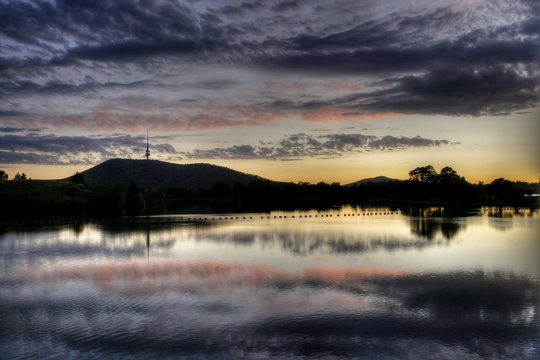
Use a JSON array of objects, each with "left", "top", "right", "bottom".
[
  {"left": 483, "top": 207, "right": 530, "bottom": 212},
  {"left": 129, "top": 211, "right": 404, "bottom": 223},
  {"left": 14, "top": 209, "right": 527, "bottom": 226},
  {"left": 1, "top": 213, "right": 405, "bottom": 226}
]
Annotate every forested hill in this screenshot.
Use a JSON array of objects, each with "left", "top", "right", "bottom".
[{"left": 76, "top": 159, "right": 269, "bottom": 190}]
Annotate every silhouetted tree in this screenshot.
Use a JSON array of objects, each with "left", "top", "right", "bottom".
[
  {"left": 486, "top": 178, "right": 514, "bottom": 201},
  {"left": 438, "top": 166, "right": 464, "bottom": 184},
  {"left": 13, "top": 172, "right": 27, "bottom": 180},
  {"left": 409, "top": 165, "right": 438, "bottom": 183},
  {"left": 0, "top": 170, "right": 7, "bottom": 181},
  {"left": 70, "top": 172, "right": 85, "bottom": 184}
]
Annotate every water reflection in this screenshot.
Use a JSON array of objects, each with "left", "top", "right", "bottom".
[
  {"left": 0, "top": 207, "right": 538, "bottom": 359},
  {"left": 409, "top": 217, "right": 464, "bottom": 240},
  {"left": 1, "top": 259, "right": 537, "bottom": 359}
]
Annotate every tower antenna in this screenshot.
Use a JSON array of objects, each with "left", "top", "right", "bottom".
[{"left": 145, "top": 132, "right": 150, "bottom": 160}]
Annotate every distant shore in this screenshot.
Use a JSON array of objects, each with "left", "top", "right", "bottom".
[{"left": 0, "top": 177, "right": 537, "bottom": 223}]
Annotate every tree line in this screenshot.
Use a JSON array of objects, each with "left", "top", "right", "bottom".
[
  {"left": 0, "top": 165, "right": 537, "bottom": 220},
  {"left": 163, "top": 165, "right": 537, "bottom": 209}
]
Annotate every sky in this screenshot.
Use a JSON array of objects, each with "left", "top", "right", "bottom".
[{"left": 0, "top": 0, "right": 538, "bottom": 184}]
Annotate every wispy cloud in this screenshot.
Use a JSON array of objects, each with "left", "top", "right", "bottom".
[
  {"left": 0, "top": 0, "right": 537, "bottom": 127},
  {"left": 185, "top": 133, "right": 452, "bottom": 160}
]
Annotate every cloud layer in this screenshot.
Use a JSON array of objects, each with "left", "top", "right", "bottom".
[
  {"left": 0, "top": 133, "right": 176, "bottom": 165},
  {"left": 186, "top": 133, "right": 452, "bottom": 160},
  {"left": 0, "top": 131, "right": 450, "bottom": 164},
  {"left": 1, "top": 1, "right": 538, "bottom": 121},
  {"left": 0, "top": 0, "right": 538, "bottom": 166}
]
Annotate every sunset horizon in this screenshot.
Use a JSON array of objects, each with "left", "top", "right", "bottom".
[
  {"left": 1, "top": 0, "right": 539, "bottom": 185},
  {"left": 2, "top": 151, "right": 538, "bottom": 186}
]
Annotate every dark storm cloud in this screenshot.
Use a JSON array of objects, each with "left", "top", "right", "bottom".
[
  {"left": 357, "top": 65, "right": 540, "bottom": 116},
  {"left": 272, "top": 1, "right": 539, "bottom": 73},
  {"left": 0, "top": 134, "right": 176, "bottom": 165},
  {"left": 0, "top": 0, "right": 212, "bottom": 67},
  {"left": 267, "top": 63, "right": 539, "bottom": 116},
  {"left": 276, "top": 37, "right": 540, "bottom": 74},
  {"left": 264, "top": 4, "right": 540, "bottom": 116},
  {"left": 186, "top": 133, "right": 450, "bottom": 160}
]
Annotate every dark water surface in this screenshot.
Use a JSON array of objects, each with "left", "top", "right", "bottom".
[{"left": 1, "top": 206, "right": 538, "bottom": 359}]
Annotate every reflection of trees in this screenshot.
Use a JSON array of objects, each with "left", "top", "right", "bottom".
[
  {"left": 409, "top": 218, "right": 439, "bottom": 240},
  {"left": 71, "top": 222, "right": 84, "bottom": 236},
  {"left": 0, "top": 224, "right": 177, "bottom": 269},
  {"left": 198, "top": 231, "right": 452, "bottom": 256},
  {"left": 409, "top": 218, "right": 464, "bottom": 240},
  {"left": 99, "top": 217, "right": 467, "bottom": 256},
  {"left": 440, "top": 221, "right": 460, "bottom": 239}
]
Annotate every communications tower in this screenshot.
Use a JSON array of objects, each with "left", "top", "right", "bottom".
[{"left": 145, "top": 133, "right": 150, "bottom": 160}]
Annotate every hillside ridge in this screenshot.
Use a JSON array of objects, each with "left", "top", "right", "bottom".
[
  {"left": 346, "top": 176, "right": 401, "bottom": 187},
  {"left": 75, "top": 158, "right": 269, "bottom": 190}
]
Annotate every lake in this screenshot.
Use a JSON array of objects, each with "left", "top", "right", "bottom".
[{"left": 1, "top": 206, "right": 538, "bottom": 359}]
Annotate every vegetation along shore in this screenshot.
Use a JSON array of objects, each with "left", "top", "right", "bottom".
[{"left": 0, "top": 160, "right": 537, "bottom": 221}]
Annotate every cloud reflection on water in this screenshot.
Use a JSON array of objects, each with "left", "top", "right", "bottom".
[
  {"left": 1, "top": 258, "right": 537, "bottom": 359},
  {"left": 0, "top": 209, "right": 538, "bottom": 358}
]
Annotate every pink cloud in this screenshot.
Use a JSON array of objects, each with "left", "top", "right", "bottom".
[
  {"left": 27, "top": 260, "right": 406, "bottom": 290},
  {"left": 4, "top": 99, "right": 284, "bottom": 134},
  {"left": 21, "top": 260, "right": 409, "bottom": 314}
]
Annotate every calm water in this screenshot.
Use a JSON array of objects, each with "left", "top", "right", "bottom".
[{"left": 1, "top": 206, "right": 538, "bottom": 359}]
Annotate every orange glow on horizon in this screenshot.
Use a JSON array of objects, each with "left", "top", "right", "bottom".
[{"left": 4, "top": 159, "right": 538, "bottom": 186}]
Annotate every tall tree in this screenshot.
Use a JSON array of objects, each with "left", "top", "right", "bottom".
[
  {"left": 438, "top": 166, "right": 463, "bottom": 184},
  {"left": 13, "top": 173, "right": 27, "bottom": 181},
  {"left": 408, "top": 165, "right": 438, "bottom": 183}
]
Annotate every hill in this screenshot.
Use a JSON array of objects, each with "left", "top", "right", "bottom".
[
  {"left": 346, "top": 176, "right": 401, "bottom": 187},
  {"left": 75, "top": 159, "right": 269, "bottom": 190}
]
